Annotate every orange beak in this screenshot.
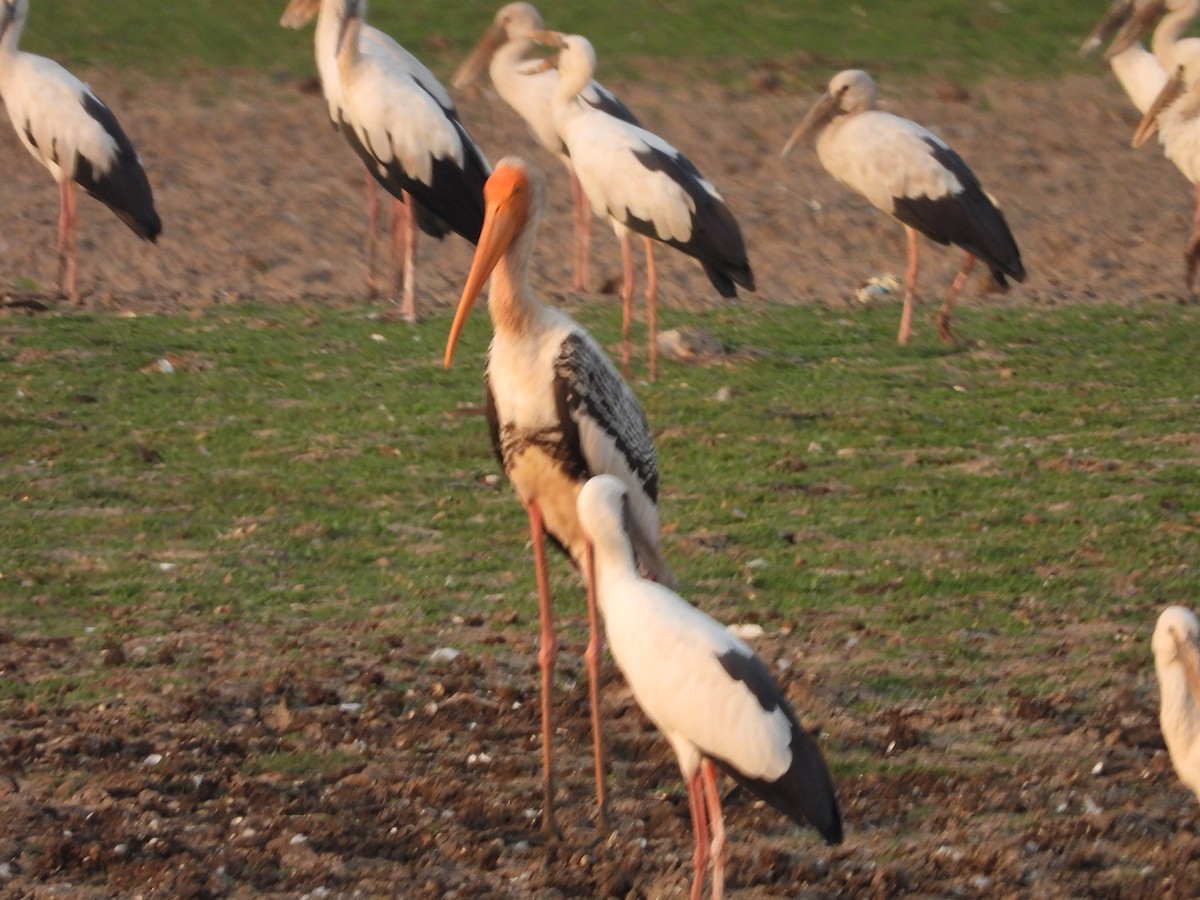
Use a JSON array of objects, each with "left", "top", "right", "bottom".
[
  {"left": 443, "top": 172, "right": 528, "bottom": 368},
  {"left": 1133, "top": 64, "right": 1185, "bottom": 148}
]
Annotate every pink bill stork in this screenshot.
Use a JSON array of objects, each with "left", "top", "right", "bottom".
[
  {"left": 1153, "top": 606, "right": 1200, "bottom": 802},
  {"left": 576, "top": 474, "right": 842, "bottom": 899},
  {"left": 282, "top": 0, "right": 489, "bottom": 320},
  {"left": 0, "top": 0, "right": 160, "bottom": 302},
  {"left": 783, "top": 69, "right": 1025, "bottom": 345},
  {"left": 531, "top": 32, "right": 754, "bottom": 382},
  {"left": 443, "top": 157, "right": 672, "bottom": 836},
  {"left": 452, "top": 3, "right": 641, "bottom": 294}
]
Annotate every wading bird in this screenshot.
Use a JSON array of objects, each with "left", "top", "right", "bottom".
[
  {"left": 1080, "top": 0, "right": 1168, "bottom": 115},
  {"left": 1102, "top": 0, "right": 1200, "bottom": 68},
  {"left": 0, "top": 0, "right": 160, "bottom": 302},
  {"left": 281, "top": 0, "right": 488, "bottom": 320},
  {"left": 783, "top": 69, "right": 1024, "bottom": 345},
  {"left": 452, "top": 3, "right": 640, "bottom": 294},
  {"left": 531, "top": 32, "right": 753, "bottom": 381},
  {"left": 443, "top": 157, "right": 671, "bottom": 836},
  {"left": 576, "top": 474, "right": 842, "bottom": 899},
  {"left": 1152, "top": 606, "right": 1200, "bottom": 802}
]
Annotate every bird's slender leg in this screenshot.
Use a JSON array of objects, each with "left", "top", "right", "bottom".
[
  {"left": 57, "top": 180, "right": 78, "bottom": 302},
  {"left": 685, "top": 768, "right": 710, "bottom": 900},
  {"left": 700, "top": 760, "right": 727, "bottom": 900},
  {"left": 570, "top": 170, "right": 590, "bottom": 293},
  {"left": 363, "top": 169, "right": 380, "bottom": 299},
  {"left": 394, "top": 193, "right": 418, "bottom": 323},
  {"left": 620, "top": 232, "right": 636, "bottom": 377},
  {"left": 527, "top": 501, "right": 561, "bottom": 839},
  {"left": 937, "top": 251, "right": 976, "bottom": 343},
  {"left": 1186, "top": 182, "right": 1200, "bottom": 293},
  {"left": 583, "top": 539, "right": 611, "bottom": 833},
  {"left": 644, "top": 236, "right": 659, "bottom": 383},
  {"left": 898, "top": 226, "right": 920, "bottom": 345}
]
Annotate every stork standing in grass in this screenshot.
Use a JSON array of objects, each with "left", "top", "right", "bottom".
[
  {"left": 576, "top": 474, "right": 842, "bottom": 900},
  {"left": 0, "top": 0, "right": 160, "bottom": 302},
  {"left": 443, "top": 156, "right": 671, "bottom": 836},
  {"left": 281, "top": 0, "right": 488, "bottom": 320},
  {"left": 1153, "top": 606, "right": 1200, "bottom": 802},
  {"left": 452, "top": 3, "right": 641, "bottom": 294},
  {"left": 783, "top": 69, "right": 1024, "bottom": 345},
  {"left": 532, "top": 32, "right": 754, "bottom": 382}
]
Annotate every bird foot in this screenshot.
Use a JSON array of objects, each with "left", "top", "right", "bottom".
[
  {"left": 539, "top": 813, "right": 563, "bottom": 843},
  {"left": 1185, "top": 233, "right": 1200, "bottom": 293},
  {"left": 936, "top": 314, "right": 958, "bottom": 344}
]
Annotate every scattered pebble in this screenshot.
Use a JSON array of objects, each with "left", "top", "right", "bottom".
[
  {"left": 429, "top": 647, "right": 460, "bottom": 664},
  {"left": 728, "top": 623, "right": 765, "bottom": 639}
]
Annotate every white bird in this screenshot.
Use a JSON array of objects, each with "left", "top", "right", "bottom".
[
  {"left": 1152, "top": 606, "right": 1200, "bottom": 801},
  {"left": 1080, "top": 0, "right": 1169, "bottom": 115},
  {"left": 452, "top": 3, "right": 640, "bottom": 295},
  {"left": 281, "top": 0, "right": 489, "bottom": 321},
  {"left": 576, "top": 474, "right": 842, "bottom": 900},
  {"left": 1102, "top": 0, "right": 1200, "bottom": 68},
  {"left": 533, "top": 32, "right": 754, "bottom": 382},
  {"left": 0, "top": 0, "right": 160, "bottom": 302},
  {"left": 783, "top": 70, "right": 1025, "bottom": 346},
  {"left": 443, "top": 156, "right": 671, "bottom": 836}
]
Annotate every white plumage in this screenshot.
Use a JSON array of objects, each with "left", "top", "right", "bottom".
[
  {"left": 452, "top": 3, "right": 639, "bottom": 293},
  {"left": 783, "top": 69, "right": 1024, "bottom": 346},
  {"left": 443, "top": 157, "right": 669, "bottom": 837},
  {"left": 534, "top": 32, "right": 754, "bottom": 382},
  {"left": 577, "top": 474, "right": 842, "bottom": 900},
  {"left": 281, "top": 0, "right": 488, "bottom": 320},
  {"left": 1153, "top": 606, "right": 1200, "bottom": 801},
  {"left": 0, "top": 0, "right": 160, "bottom": 301}
]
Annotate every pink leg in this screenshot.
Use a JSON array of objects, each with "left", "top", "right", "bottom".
[
  {"left": 57, "top": 180, "right": 78, "bottom": 302},
  {"left": 394, "top": 193, "right": 418, "bottom": 323},
  {"left": 528, "top": 502, "right": 561, "bottom": 839},
  {"left": 898, "top": 226, "right": 920, "bottom": 346},
  {"left": 1186, "top": 182, "right": 1200, "bottom": 293},
  {"left": 937, "top": 251, "right": 976, "bottom": 343},
  {"left": 620, "top": 232, "right": 635, "bottom": 378},
  {"left": 700, "top": 760, "right": 727, "bottom": 900},
  {"left": 583, "top": 540, "right": 611, "bottom": 832},
  {"left": 364, "top": 170, "right": 380, "bottom": 299},
  {"left": 644, "top": 237, "right": 659, "bottom": 383},
  {"left": 686, "top": 769, "right": 710, "bottom": 900},
  {"left": 570, "top": 170, "right": 590, "bottom": 293}
]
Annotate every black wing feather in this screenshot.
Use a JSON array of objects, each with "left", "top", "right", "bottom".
[{"left": 75, "top": 93, "right": 161, "bottom": 242}]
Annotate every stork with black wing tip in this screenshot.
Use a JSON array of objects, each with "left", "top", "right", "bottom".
[
  {"left": 281, "top": 0, "right": 489, "bottom": 321},
  {"left": 0, "top": 0, "right": 160, "bottom": 302},
  {"left": 783, "top": 69, "right": 1025, "bottom": 345},
  {"left": 444, "top": 156, "right": 672, "bottom": 837}
]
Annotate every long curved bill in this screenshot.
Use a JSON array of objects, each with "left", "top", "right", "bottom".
[
  {"left": 528, "top": 29, "right": 567, "bottom": 49},
  {"left": 452, "top": 24, "right": 506, "bottom": 89},
  {"left": 1079, "top": 0, "right": 1133, "bottom": 57},
  {"left": 1133, "top": 65, "right": 1185, "bottom": 147},
  {"left": 443, "top": 191, "right": 523, "bottom": 368},
  {"left": 1104, "top": 0, "right": 1164, "bottom": 61},
  {"left": 782, "top": 91, "right": 838, "bottom": 158}
]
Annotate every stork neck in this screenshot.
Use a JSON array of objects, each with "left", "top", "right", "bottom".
[
  {"left": 0, "top": 8, "right": 22, "bottom": 64},
  {"left": 553, "top": 56, "right": 592, "bottom": 114},
  {"left": 1161, "top": 664, "right": 1200, "bottom": 745},
  {"left": 1154, "top": 1, "right": 1200, "bottom": 63},
  {"left": 487, "top": 243, "right": 540, "bottom": 336}
]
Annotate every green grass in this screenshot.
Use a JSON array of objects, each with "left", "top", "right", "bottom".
[
  {"left": 16, "top": 1, "right": 1135, "bottom": 83},
  {"left": 2, "top": 299, "right": 1197, "bottom": 670}
]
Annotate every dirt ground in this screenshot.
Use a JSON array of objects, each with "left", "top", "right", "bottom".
[{"left": 3, "top": 66, "right": 1200, "bottom": 898}]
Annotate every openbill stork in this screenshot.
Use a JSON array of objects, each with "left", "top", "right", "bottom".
[
  {"left": 0, "top": 0, "right": 160, "bottom": 302},
  {"left": 443, "top": 157, "right": 671, "bottom": 836},
  {"left": 577, "top": 474, "right": 842, "bottom": 899},
  {"left": 452, "top": 3, "right": 641, "bottom": 294},
  {"left": 530, "top": 32, "right": 754, "bottom": 382},
  {"left": 783, "top": 69, "right": 1025, "bottom": 345},
  {"left": 281, "top": 0, "right": 489, "bottom": 320},
  {"left": 1153, "top": 606, "right": 1200, "bottom": 802}
]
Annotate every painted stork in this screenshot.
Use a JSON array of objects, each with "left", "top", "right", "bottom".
[
  {"left": 576, "top": 474, "right": 842, "bottom": 899},
  {"left": 443, "top": 156, "right": 671, "bottom": 836},
  {"left": 1152, "top": 606, "right": 1200, "bottom": 802},
  {"left": 530, "top": 32, "right": 754, "bottom": 382},
  {"left": 0, "top": 0, "right": 160, "bottom": 302},
  {"left": 452, "top": 3, "right": 640, "bottom": 294},
  {"left": 281, "top": 0, "right": 489, "bottom": 321},
  {"left": 783, "top": 70, "right": 1025, "bottom": 346}
]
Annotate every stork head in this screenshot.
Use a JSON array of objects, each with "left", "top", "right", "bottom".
[
  {"left": 576, "top": 475, "right": 635, "bottom": 556},
  {"left": 1102, "top": 0, "right": 1165, "bottom": 60},
  {"left": 525, "top": 32, "right": 595, "bottom": 96},
  {"left": 452, "top": 3, "right": 546, "bottom": 89},
  {"left": 279, "top": 0, "right": 321, "bottom": 30},
  {"left": 444, "top": 157, "right": 545, "bottom": 369},
  {"left": 335, "top": 0, "right": 365, "bottom": 58},
  {"left": 1154, "top": 607, "right": 1200, "bottom": 701},
  {"left": 782, "top": 70, "right": 877, "bottom": 157},
  {"left": 1079, "top": 0, "right": 1134, "bottom": 57}
]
